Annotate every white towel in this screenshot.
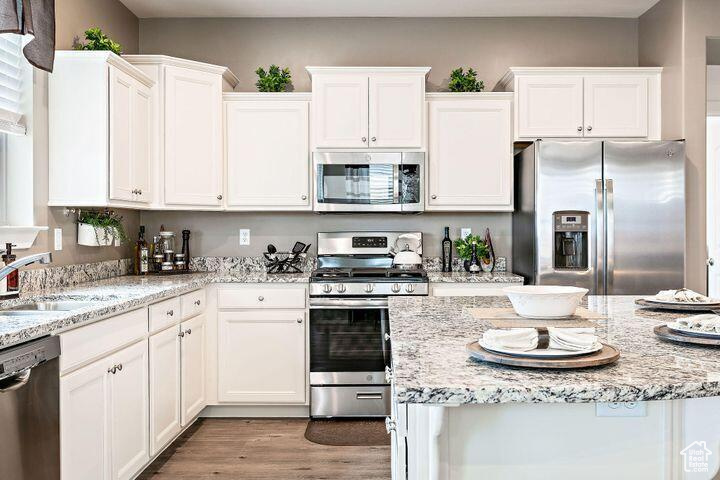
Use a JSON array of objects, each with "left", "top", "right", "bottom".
[
  {"left": 676, "top": 314, "right": 720, "bottom": 333},
  {"left": 655, "top": 288, "right": 710, "bottom": 303},
  {"left": 481, "top": 328, "right": 598, "bottom": 352}
]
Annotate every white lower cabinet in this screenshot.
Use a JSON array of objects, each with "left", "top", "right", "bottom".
[
  {"left": 149, "top": 325, "right": 182, "bottom": 456},
  {"left": 60, "top": 340, "right": 149, "bottom": 480},
  {"left": 181, "top": 314, "right": 207, "bottom": 424},
  {"left": 218, "top": 309, "right": 306, "bottom": 403}
]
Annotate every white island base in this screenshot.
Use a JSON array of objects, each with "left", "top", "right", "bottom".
[{"left": 392, "top": 397, "right": 720, "bottom": 480}]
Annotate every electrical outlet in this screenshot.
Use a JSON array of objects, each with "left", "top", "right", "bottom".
[
  {"left": 239, "top": 229, "right": 250, "bottom": 246},
  {"left": 54, "top": 228, "right": 62, "bottom": 251},
  {"left": 460, "top": 228, "right": 472, "bottom": 239},
  {"left": 596, "top": 402, "right": 647, "bottom": 417}
]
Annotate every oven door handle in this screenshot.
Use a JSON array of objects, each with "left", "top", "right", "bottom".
[{"left": 309, "top": 298, "right": 389, "bottom": 309}]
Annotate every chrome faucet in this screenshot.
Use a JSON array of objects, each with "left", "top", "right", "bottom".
[{"left": 0, "top": 251, "right": 53, "bottom": 299}]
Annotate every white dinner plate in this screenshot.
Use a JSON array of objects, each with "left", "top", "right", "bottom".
[
  {"left": 478, "top": 339, "right": 603, "bottom": 358},
  {"left": 642, "top": 296, "right": 720, "bottom": 306},
  {"left": 666, "top": 322, "right": 720, "bottom": 339}
]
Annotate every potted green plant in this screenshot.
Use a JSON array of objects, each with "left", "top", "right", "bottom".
[
  {"left": 454, "top": 234, "right": 489, "bottom": 272},
  {"left": 77, "top": 210, "right": 128, "bottom": 247},
  {"left": 72, "top": 27, "right": 123, "bottom": 55},
  {"left": 255, "top": 65, "right": 292, "bottom": 92},
  {"left": 448, "top": 67, "right": 485, "bottom": 92}
]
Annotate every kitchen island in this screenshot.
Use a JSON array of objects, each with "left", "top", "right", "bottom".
[{"left": 388, "top": 295, "right": 720, "bottom": 479}]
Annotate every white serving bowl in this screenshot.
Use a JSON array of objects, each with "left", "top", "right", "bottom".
[{"left": 503, "top": 285, "right": 589, "bottom": 318}]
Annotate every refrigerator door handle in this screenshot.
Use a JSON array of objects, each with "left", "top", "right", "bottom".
[
  {"left": 595, "top": 178, "right": 605, "bottom": 295},
  {"left": 605, "top": 178, "right": 615, "bottom": 294}
]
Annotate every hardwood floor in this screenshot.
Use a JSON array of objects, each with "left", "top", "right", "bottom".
[{"left": 137, "top": 418, "right": 391, "bottom": 480}]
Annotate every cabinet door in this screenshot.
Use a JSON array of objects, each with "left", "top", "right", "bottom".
[
  {"left": 369, "top": 75, "right": 424, "bottom": 148},
  {"left": 583, "top": 76, "right": 648, "bottom": 138},
  {"left": 313, "top": 74, "right": 368, "bottom": 148},
  {"left": 164, "top": 66, "right": 223, "bottom": 206},
  {"left": 226, "top": 101, "right": 310, "bottom": 208},
  {"left": 131, "top": 81, "right": 152, "bottom": 203},
  {"left": 108, "top": 340, "right": 149, "bottom": 480},
  {"left": 109, "top": 66, "right": 134, "bottom": 202},
  {"left": 61, "top": 359, "right": 110, "bottom": 480},
  {"left": 517, "top": 76, "right": 584, "bottom": 138},
  {"left": 218, "top": 310, "right": 305, "bottom": 403},
  {"left": 181, "top": 314, "right": 206, "bottom": 425},
  {"left": 149, "top": 325, "right": 181, "bottom": 456},
  {"left": 427, "top": 99, "right": 512, "bottom": 210}
]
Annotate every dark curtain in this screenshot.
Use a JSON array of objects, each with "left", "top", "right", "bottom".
[{"left": 0, "top": 0, "right": 55, "bottom": 72}]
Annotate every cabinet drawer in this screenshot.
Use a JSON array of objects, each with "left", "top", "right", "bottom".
[
  {"left": 217, "top": 286, "right": 307, "bottom": 309},
  {"left": 60, "top": 308, "right": 148, "bottom": 374},
  {"left": 149, "top": 297, "right": 181, "bottom": 333},
  {"left": 181, "top": 289, "right": 206, "bottom": 320}
]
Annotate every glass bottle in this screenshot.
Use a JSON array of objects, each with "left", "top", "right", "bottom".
[
  {"left": 441, "top": 227, "right": 452, "bottom": 272},
  {"left": 134, "top": 226, "right": 149, "bottom": 275},
  {"left": 2, "top": 243, "right": 17, "bottom": 291},
  {"left": 469, "top": 241, "right": 481, "bottom": 274}
]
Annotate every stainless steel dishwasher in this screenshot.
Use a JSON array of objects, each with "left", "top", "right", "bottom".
[{"left": 0, "top": 335, "right": 61, "bottom": 480}]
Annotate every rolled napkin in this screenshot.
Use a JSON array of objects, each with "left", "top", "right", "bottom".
[
  {"left": 482, "top": 327, "right": 598, "bottom": 352},
  {"left": 676, "top": 314, "right": 720, "bottom": 333},
  {"left": 655, "top": 288, "right": 710, "bottom": 303}
]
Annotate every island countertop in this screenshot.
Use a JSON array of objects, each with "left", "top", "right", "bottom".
[{"left": 388, "top": 295, "right": 720, "bottom": 405}]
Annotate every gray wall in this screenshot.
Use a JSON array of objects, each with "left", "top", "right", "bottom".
[{"left": 138, "top": 16, "right": 639, "bottom": 262}]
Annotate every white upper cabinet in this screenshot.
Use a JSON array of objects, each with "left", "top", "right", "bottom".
[
  {"left": 308, "top": 67, "right": 429, "bottom": 149},
  {"left": 224, "top": 94, "right": 311, "bottom": 210},
  {"left": 49, "top": 51, "right": 155, "bottom": 208},
  {"left": 124, "top": 55, "right": 239, "bottom": 209},
  {"left": 583, "top": 76, "right": 648, "bottom": 138},
  {"left": 426, "top": 94, "right": 513, "bottom": 211},
  {"left": 497, "top": 67, "right": 662, "bottom": 140},
  {"left": 516, "top": 76, "right": 584, "bottom": 138}
]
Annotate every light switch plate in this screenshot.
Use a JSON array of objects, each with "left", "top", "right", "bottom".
[
  {"left": 596, "top": 402, "right": 647, "bottom": 417},
  {"left": 239, "top": 229, "right": 250, "bottom": 246},
  {"left": 54, "top": 228, "right": 62, "bottom": 251},
  {"left": 460, "top": 228, "right": 472, "bottom": 239}
]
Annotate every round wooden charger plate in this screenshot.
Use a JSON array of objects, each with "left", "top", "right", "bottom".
[
  {"left": 635, "top": 298, "right": 720, "bottom": 313},
  {"left": 466, "top": 342, "right": 620, "bottom": 369},
  {"left": 654, "top": 325, "right": 720, "bottom": 346}
]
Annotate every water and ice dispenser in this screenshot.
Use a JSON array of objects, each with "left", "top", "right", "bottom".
[{"left": 553, "top": 211, "right": 589, "bottom": 270}]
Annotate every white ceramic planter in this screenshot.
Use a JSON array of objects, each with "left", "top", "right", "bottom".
[
  {"left": 77, "top": 222, "right": 116, "bottom": 247},
  {"left": 503, "top": 285, "right": 589, "bottom": 318}
]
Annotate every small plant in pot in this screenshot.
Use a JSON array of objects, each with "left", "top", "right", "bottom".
[
  {"left": 72, "top": 27, "right": 123, "bottom": 55},
  {"left": 454, "top": 234, "right": 489, "bottom": 272},
  {"left": 448, "top": 67, "right": 485, "bottom": 92},
  {"left": 77, "top": 210, "right": 128, "bottom": 247},
  {"left": 255, "top": 65, "right": 292, "bottom": 92}
]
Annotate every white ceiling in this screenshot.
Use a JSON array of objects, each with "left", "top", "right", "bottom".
[{"left": 120, "top": 0, "right": 661, "bottom": 19}]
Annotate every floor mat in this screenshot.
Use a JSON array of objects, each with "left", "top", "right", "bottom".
[{"left": 304, "top": 419, "right": 391, "bottom": 446}]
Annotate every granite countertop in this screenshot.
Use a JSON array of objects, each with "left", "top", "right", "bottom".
[
  {"left": 388, "top": 295, "right": 720, "bottom": 405},
  {"left": 426, "top": 271, "right": 523, "bottom": 283}
]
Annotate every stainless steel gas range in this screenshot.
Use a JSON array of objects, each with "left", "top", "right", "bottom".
[{"left": 309, "top": 232, "right": 429, "bottom": 418}]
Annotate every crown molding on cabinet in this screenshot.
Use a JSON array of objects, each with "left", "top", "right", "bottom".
[
  {"left": 122, "top": 54, "right": 240, "bottom": 89},
  {"left": 305, "top": 66, "right": 431, "bottom": 77},
  {"left": 223, "top": 92, "right": 312, "bottom": 101},
  {"left": 426, "top": 92, "right": 514, "bottom": 101},
  {"left": 495, "top": 66, "right": 664, "bottom": 91},
  {"left": 55, "top": 51, "right": 155, "bottom": 87}
]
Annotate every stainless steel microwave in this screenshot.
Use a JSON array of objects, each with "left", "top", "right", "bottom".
[{"left": 313, "top": 152, "right": 424, "bottom": 213}]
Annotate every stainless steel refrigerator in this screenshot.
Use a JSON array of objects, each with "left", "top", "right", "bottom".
[{"left": 512, "top": 140, "right": 685, "bottom": 295}]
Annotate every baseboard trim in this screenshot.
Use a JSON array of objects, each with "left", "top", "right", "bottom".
[{"left": 201, "top": 404, "right": 310, "bottom": 418}]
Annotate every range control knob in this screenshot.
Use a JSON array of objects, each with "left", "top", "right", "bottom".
[
  {"left": 405, "top": 284, "right": 415, "bottom": 293},
  {"left": 322, "top": 284, "right": 332, "bottom": 294},
  {"left": 391, "top": 283, "right": 401, "bottom": 293},
  {"left": 364, "top": 283, "right": 374, "bottom": 293},
  {"left": 337, "top": 283, "right": 347, "bottom": 293}
]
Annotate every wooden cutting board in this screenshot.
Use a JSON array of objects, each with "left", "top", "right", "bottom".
[
  {"left": 469, "top": 307, "right": 603, "bottom": 329},
  {"left": 466, "top": 342, "right": 620, "bottom": 369}
]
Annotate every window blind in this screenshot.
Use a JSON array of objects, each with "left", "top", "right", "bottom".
[{"left": 0, "top": 34, "right": 26, "bottom": 135}]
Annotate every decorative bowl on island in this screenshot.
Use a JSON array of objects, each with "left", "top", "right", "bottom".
[{"left": 503, "top": 285, "right": 589, "bottom": 318}]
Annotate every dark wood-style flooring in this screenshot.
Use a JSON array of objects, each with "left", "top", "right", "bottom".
[{"left": 137, "top": 418, "right": 391, "bottom": 480}]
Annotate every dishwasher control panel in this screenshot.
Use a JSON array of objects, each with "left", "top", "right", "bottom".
[
  {"left": 0, "top": 336, "right": 60, "bottom": 380},
  {"left": 0, "top": 348, "right": 46, "bottom": 376}
]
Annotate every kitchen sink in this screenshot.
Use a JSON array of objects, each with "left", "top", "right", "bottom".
[{"left": 0, "top": 300, "right": 96, "bottom": 313}]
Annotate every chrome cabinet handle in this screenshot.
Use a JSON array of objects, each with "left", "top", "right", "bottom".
[
  {"left": 587, "top": 126, "right": 593, "bottom": 132},
  {"left": 117, "top": 363, "right": 122, "bottom": 372},
  {"left": 185, "top": 328, "right": 192, "bottom": 335},
  {"left": 258, "top": 296, "right": 264, "bottom": 302},
  {"left": 217, "top": 194, "right": 223, "bottom": 200},
  {"left": 361, "top": 137, "right": 367, "bottom": 143},
  {"left": 0, "top": 368, "right": 31, "bottom": 392},
  {"left": 296, "top": 318, "right": 303, "bottom": 324},
  {"left": 131, "top": 189, "right": 138, "bottom": 194},
  {"left": 194, "top": 300, "right": 201, "bottom": 306},
  {"left": 178, "top": 331, "right": 185, "bottom": 338},
  {"left": 385, "top": 417, "right": 397, "bottom": 433},
  {"left": 108, "top": 366, "right": 116, "bottom": 374},
  {"left": 577, "top": 126, "right": 583, "bottom": 132},
  {"left": 371, "top": 136, "right": 377, "bottom": 142},
  {"left": 167, "top": 310, "right": 174, "bottom": 316},
  {"left": 431, "top": 194, "right": 437, "bottom": 199},
  {"left": 708, "top": 258, "right": 716, "bottom": 267},
  {"left": 301, "top": 194, "right": 307, "bottom": 200},
  {"left": 138, "top": 189, "right": 142, "bottom": 195}
]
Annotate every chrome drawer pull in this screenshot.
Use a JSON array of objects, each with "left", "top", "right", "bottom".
[{"left": 356, "top": 392, "right": 383, "bottom": 400}]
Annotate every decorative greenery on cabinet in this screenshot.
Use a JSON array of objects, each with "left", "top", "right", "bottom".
[
  {"left": 72, "top": 28, "right": 122, "bottom": 55},
  {"left": 448, "top": 68, "right": 485, "bottom": 92},
  {"left": 255, "top": 65, "right": 292, "bottom": 92}
]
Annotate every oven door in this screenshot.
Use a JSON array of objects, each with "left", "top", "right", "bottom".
[
  {"left": 309, "top": 297, "right": 391, "bottom": 386},
  {"left": 313, "top": 152, "right": 424, "bottom": 213}
]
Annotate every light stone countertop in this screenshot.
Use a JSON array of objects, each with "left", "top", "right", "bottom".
[
  {"left": 426, "top": 271, "right": 523, "bottom": 283},
  {"left": 388, "top": 295, "right": 720, "bottom": 405}
]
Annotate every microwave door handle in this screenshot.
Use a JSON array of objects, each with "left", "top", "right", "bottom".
[{"left": 394, "top": 164, "right": 400, "bottom": 204}]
